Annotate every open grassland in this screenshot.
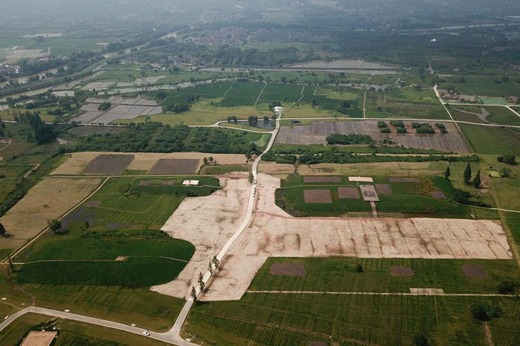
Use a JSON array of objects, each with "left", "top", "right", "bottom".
[
  {"left": 249, "top": 258, "right": 520, "bottom": 294},
  {"left": 438, "top": 75, "right": 520, "bottom": 96},
  {"left": 0, "top": 177, "right": 103, "bottom": 253},
  {"left": 64, "top": 176, "right": 219, "bottom": 231},
  {"left": 0, "top": 313, "right": 169, "bottom": 346},
  {"left": 366, "top": 89, "right": 449, "bottom": 119},
  {"left": 15, "top": 229, "right": 194, "bottom": 287},
  {"left": 186, "top": 295, "right": 520, "bottom": 346},
  {"left": 283, "top": 104, "right": 336, "bottom": 118},
  {"left": 0, "top": 164, "right": 33, "bottom": 201},
  {"left": 0, "top": 173, "right": 222, "bottom": 331},
  {"left": 276, "top": 174, "right": 473, "bottom": 218},
  {"left": 120, "top": 82, "right": 367, "bottom": 124},
  {"left": 491, "top": 172, "right": 520, "bottom": 212},
  {"left": 385, "top": 87, "right": 440, "bottom": 105},
  {"left": 0, "top": 138, "right": 33, "bottom": 160},
  {"left": 130, "top": 98, "right": 261, "bottom": 126},
  {"left": 0, "top": 271, "right": 185, "bottom": 331},
  {"left": 459, "top": 124, "right": 520, "bottom": 155},
  {"left": 485, "top": 107, "right": 520, "bottom": 126}
]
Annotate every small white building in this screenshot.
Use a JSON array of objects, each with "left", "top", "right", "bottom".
[{"left": 182, "top": 180, "right": 199, "bottom": 186}]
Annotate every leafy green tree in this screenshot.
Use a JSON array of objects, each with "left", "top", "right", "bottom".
[
  {"left": 503, "top": 155, "right": 517, "bottom": 165},
  {"left": 0, "top": 222, "right": 6, "bottom": 236},
  {"left": 463, "top": 163, "right": 472, "bottom": 184},
  {"left": 470, "top": 303, "right": 501, "bottom": 321},
  {"left": 444, "top": 166, "right": 451, "bottom": 180},
  {"left": 497, "top": 281, "right": 516, "bottom": 294},
  {"left": 248, "top": 115, "right": 258, "bottom": 127},
  {"left": 414, "top": 334, "right": 430, "bottom": 346},
  {"left": 191, "top": 286, "right": 197, "bottom": 301},
  {"left": 355, "top": 264, "right": 364, "bottom": 273},
  {"left": 198, "top": 272, "right": 205, "bottom": 291},
  {"left": 48, "top": 219, "right": 62, "bottom": 232},
  {"left": 473, "top": 170, "right": 481, "bottom": 189},
  {"left": 212, "top": 256, "right": 220, "bottom": 268}
]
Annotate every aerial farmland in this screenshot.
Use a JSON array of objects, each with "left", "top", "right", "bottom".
[{"left": 1, "top": 1, "right": 520, "bottom": 345}]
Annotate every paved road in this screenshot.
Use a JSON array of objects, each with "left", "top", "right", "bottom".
[{"left": 0, "top": 307, "right": 171, "bottom": 343}]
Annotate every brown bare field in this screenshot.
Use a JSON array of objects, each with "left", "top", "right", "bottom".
[
  {"left": 82, "top": 154, "right": 134, "bottom": 175},
  {"left": 51, "top": 152, "right": 246, "bottom": 175},
  {"left": 303, "top": 176, "right": 341, "bottom": 183},
  {"left": 431, "top": 191, "right": 447, "bottom": 199},
  {"left": 390, "top": 266, "right": 414, "bottom": 277},
  {"left": 201, "top": 174, "right": 512, "bottom": 301},
  {"left": 276, "top": 120, "right": 472, "bottom": 153},
  {"left": 151, "top": 173, "right": 251, "bottom": 299},
  {"left": 462, "top": 264, "right": 487, "bottom": 278},
  {"left": 296, "top": 161, "right": 445, "bottom": 177},
  {"left": 375, "top": 184, "right": 392, "bottom": 194},
  {"left": 0, "top": 177, "right": 102, "bottom": 252},
  {"left": 304, "top": 189, "right": 332, "bottom": 203},
  {"left": 148, "top": 159, "right": 200, "bottom": 175},
  {"left": 338, "top": 187, "right": 360, "bottom": 199},
  {"left": 389, "top": 177, "right": 421, "bottom": 183},
  {"left": 269, "top": 263, "right": 306, "bottom": 277},
  {"left": 258, "top": 162, "right": 296, "bottom": 178}
]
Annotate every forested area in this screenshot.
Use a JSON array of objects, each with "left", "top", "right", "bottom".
[{"left": 71, "top": 123, "right": 263, "bottom": 155}]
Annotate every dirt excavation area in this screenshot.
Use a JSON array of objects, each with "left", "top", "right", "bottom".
[
  {"left": 200, "top": 174, "right": 512, "bottom": 301},
  {"left": 151, "top": 172, "right": 251, "bottom": 299}
]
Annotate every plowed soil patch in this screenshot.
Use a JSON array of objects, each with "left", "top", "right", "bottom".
[
  {"left": 375, "top": 184, "right": 392, "bottom": 194},
  {"left": 304, "top": 176, "right": 341, "bottom": 183},
  {"left": 304, "top": 189, "right": 332, "bottom": 203},
  {"left": 431, "top": 191, "right": 447, "bottom": 199},
  {"left": 338, "top": 187, "right": 360, "bottom": 199},
  {"left": 462, "top": 264, "right": 487, "bottom": 278},
  {"left": 389, "top": 177, "right": 420, "bottom": 183},
  {"left": 148, "top": 159, "right": 200, "bottom": 175},
  {"left": 270, "top": 263, "right": 306, "bottom": 277},
  {"left": 82, "top": 154, "right": 134, "bottom": 175},
  {"left": 390, "top": 266, "right": 414, "bottom": 277}
]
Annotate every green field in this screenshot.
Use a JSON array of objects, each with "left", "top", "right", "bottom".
[
  {"left": 438, "top": 75, "right": 520, "bottom": 97},
  {"left": 15, "top": 229, "right": 194, "bottom": 286},
  {"left": 250, "top": 258, "right": 520, "bottom": 294},
  {"left": 275, "top": 174, "right": 474, "bottom": 218},
  {"left": 0, "top": 313, "right": 170, "bottom": 346},
  {"left": 485, "top": 107, "right": 520, "bottom": 126},
  {"left": 186, "top": 294, "right": 520, "bottom": 346},
  {"left": 459, "top": 124, "right": 520, "bottom": 155},
  {"left": 60, "top": 176, "right": 219, "bottom": 231},
  {"left": 185, "top": 257, "right": 520, "bottom": 346},
  {"left": 366, "top": 89, "right": 449, "bottom": 119},
  {"left": 0, "top": 174, "right": 221, "bottom": 331}
]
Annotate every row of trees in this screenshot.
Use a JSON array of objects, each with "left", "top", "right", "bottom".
[
  {"left": 463, "top": 163, "right": 481, "bottom": 188},
  {"left": 13, "top": 112, "right": 57, "bottom": 145},
  {"left": 191, "top": 256, "right": 220, "bottom": 301}
]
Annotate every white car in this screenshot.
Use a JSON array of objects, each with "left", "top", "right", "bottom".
[{"left": 143, "top": 330, "right": 150, "bottom": 336}]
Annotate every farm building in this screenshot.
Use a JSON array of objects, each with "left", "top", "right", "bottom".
[{"left": 183, "top": 180, "right": 199, "bottom": 186}]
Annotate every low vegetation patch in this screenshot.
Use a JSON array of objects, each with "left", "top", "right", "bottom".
[
  {"left": 275, "top": 174, "right": 475, "bottom": 218},
  {"left": 15, "top": 229, "right": 194, "bottom": 287}
]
